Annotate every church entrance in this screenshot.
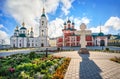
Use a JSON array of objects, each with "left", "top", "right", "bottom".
[
  {"left": 41, "top": 43, "right": 44, "bottom": 47},
  {"left": 100, "top": 40, "right": 105, "bottom": 46}
]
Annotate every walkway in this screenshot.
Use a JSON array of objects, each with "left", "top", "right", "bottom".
[{"left": 53, "top": 51, "right": 120, "bottom": 79}]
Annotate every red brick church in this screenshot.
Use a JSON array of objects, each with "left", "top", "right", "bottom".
[{"left": 56, "top": 20, "right": 93, "bottom": 47}]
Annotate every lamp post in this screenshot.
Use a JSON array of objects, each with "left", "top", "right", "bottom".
[{"left": 45, "top": 48, "right": 48, "bottom": 57}]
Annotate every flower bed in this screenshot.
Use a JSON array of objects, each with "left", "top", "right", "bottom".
[{"left": 0, "top": 52, "right": 71, "bottom": 79}]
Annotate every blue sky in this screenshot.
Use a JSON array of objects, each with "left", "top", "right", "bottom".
[{"left": 0, "top": 0, "right": 120, "bottom": 44}]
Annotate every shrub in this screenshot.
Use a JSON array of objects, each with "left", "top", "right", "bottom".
[
  {"left": 46, "top": 60, "right": 54, "bottom": 66},
  {"left": 43, "top": 74, "right": 52, "bottom": 79},
  {"left": 29, "top": 52, "right": 36, "bottom": 59},
  {"left": 39, "top": 63, "right": 46, "bottom": 70},
  {"left": 34, "top": 72, "right": 44, "bottom": 79},
  {"left": 105, "top": 48, "right": 109, "bottom": 51},
  {"left": 41, "top": 70, "right": 48, "bottom": 74}
]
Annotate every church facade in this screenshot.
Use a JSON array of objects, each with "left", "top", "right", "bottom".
[
  {"left": 56, "top": 20, "right": 93, "bottom": 47},
  {"left": 10, "top": 8, "right": 49, "bottom": 48},
  {"left": 56, "top": 20, "right": 108, "bottom": 47}
]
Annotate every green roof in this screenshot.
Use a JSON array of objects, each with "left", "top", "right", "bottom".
[
  {"left": 98, "top": 32, "right": 104, "bottom": 36},
  {"left": 20, "top": 27, "right": 27, "bottom": 30},
  {"left": 19, "top": 34, "right": 26, "bottom": 37}
]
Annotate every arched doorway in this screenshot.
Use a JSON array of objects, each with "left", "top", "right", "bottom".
[
  {"left": 100, "top": 40, "right": 105, "bottom": 46},
  {"left": 41, "top": 43, "right": 44, "bottom": 47}
]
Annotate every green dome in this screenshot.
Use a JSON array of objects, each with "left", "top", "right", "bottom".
[
  {"left": 20, "top": 27, "right": 27, "bottom": 30},
  {"left": 41, "top": 14, "right": 46, "bottom": 17},
  {"left": 98, "top": 32, "right": 104, "bottom": 36}
]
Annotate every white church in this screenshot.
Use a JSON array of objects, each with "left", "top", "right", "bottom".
[{"left": 10, "top": 8, "right": 49, "bottom": 48}]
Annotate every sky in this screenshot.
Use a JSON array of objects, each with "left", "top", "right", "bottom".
[{"left": 0, "top": 0, "right": 120, "bottom": 44}]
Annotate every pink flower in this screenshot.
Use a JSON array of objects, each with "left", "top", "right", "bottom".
[{"left": 8, "top": 67, "right": 15, "bottom": 72}]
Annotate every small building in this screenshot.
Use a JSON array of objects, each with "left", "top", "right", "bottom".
[
  {"left": 108, "top": 35, "right": 120, "bottom": 47},
  {"left": 93, "top": 32, "right": 108, "bottom": 46}
]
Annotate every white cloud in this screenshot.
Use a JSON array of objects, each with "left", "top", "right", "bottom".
[
  {"left": 0, "top": 24, "right": 9, "bottom": 32},
  {"left": 0, "top": 24, "right": 10, "bottom": 44},
  {"left": 0, "top": 24, "right": 4, "bottom": 28},
  {"left": 74, "top": 17, "right": 90, "bottom": 30},
  {"left": 105, "top": 16, "right": 120, "bottom": 30},
  {"left": 61, "top": 0, "right": 74, "bottom": 15},
  {"left": 90, "top": 25, "right": 109, "bottom": 33},
  {"left": 48, "top": 18, "right": 64, "bottom": 38},
  {"left": 90, "top": 16, "right": 120, "bottom": 34}
]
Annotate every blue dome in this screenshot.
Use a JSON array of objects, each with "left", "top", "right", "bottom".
[{"left": 98, "top": 32, "right": 104, "bottom": 36}]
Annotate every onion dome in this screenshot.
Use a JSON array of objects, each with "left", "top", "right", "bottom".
[
  {"left": 67, "top": 19, "right": 71, "bottom": 23},
  {"left": 30, "top": 27, "right": 33, "bottom": 33},
  {"left": 15, "top": 25, "right": 19, "bottom": 32},
  {"left": 20, "top": 22, "right": 27, "bottom": 30},
  {"left": 41, "top": 8, "right": 46, "bottom": 17}
]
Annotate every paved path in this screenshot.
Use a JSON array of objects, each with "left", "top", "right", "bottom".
[{"left": 53, "top": 51, "right": 120, "bottom": 79}]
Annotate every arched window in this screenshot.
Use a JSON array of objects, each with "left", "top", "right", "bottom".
[
  {"left": 42, "top": 30, "right": 44, "bottom": 36},
  {"left": 42, "top": 21, "right": 44, "bottom": 25}
]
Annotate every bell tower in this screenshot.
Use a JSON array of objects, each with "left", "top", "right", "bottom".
[{"left": 39, "top": 8, "right": 49, "bottom": 47}]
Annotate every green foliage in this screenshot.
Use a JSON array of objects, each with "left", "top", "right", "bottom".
[
  {"left": 46, "top": 60, "right": 54, "bottom": 66},
  {"left": 16, "top": 63, "right": 33, "bottom": 71},
  {"left": 39, "top": 63, "right": 46, "bottom": 70},
  {"left": 29, "top": 52, "right": 36, "bottom": 59},
  {"left": 41, "top": 70, "right": 48, "bottom": 74},
  {"left": 43, "top": 74, "right": 52, "bottom": 79},
  {"left": 18, "top": 71, "right": 33, "bottom": 79}
]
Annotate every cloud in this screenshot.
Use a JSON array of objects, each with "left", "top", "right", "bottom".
[
  {"left": 0, "top": 24, "right": 10, "bottom": 44},
  {"left": 105, "top": 16, "right": 120, "bottom": 30},
  {"left": 48, "top": 18, "right": 64, "bottom": 38},
  {"left": 61, "top": 0, "right": 74, "bottom": 15},
  {"left": 0, "top": 24, "right": 4, "bottom": 28},
  {"left": 0, "top": 24, "right": 9, "bottom": 32},
  {"left": 74, "top": 17, "right": 90, "bottom": 30},
  {"left": 90, "top": 16, "right": 120, "bottom": 34},
  {"left": 5, "top": 0, "right": 74, "bottom": 37}
]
